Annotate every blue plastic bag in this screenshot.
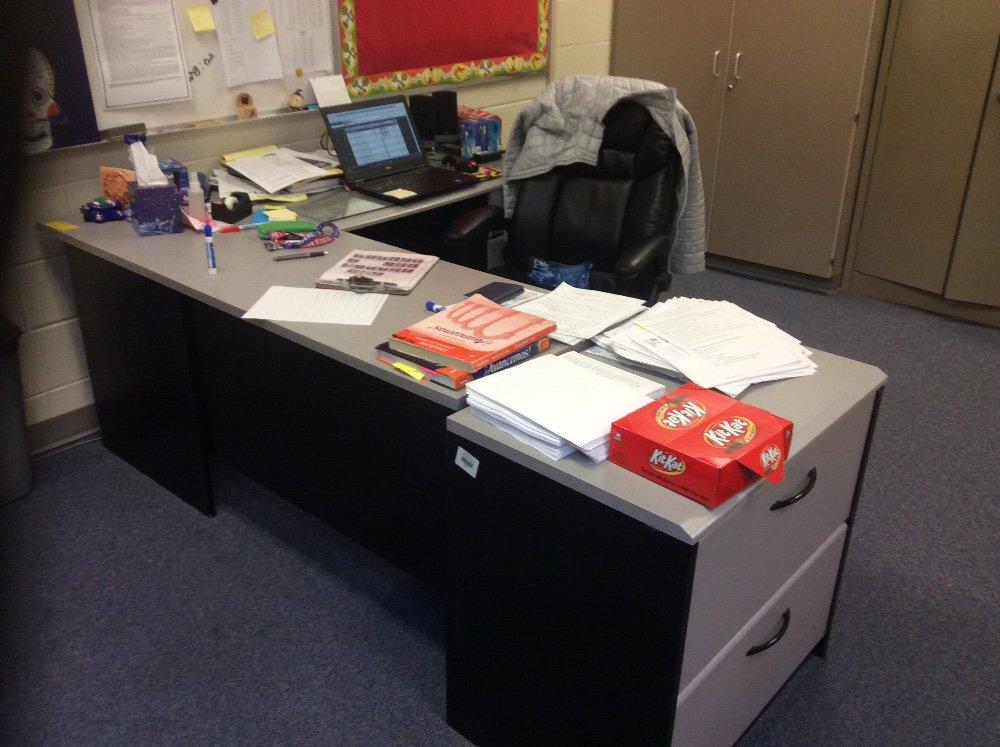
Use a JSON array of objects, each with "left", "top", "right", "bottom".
[{"left": 527, "top": 258, "right": 593, "bottom": 289}]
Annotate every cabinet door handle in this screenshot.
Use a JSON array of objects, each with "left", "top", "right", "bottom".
[
  {"left": 727, "top": 51, "right": 743, "bottom": 90},
  {"left": 712, "top": 50, "right": 721, "bottom": 78},
  {"left": 770, "top": 467, "right": 817, "bottom": 511},
  {"left": 746, "top": 608, "right": 790, "bottom": 656}
]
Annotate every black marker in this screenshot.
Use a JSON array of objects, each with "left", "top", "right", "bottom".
[{"left": 273, "top": 250, "right": 328, "bottom": 262}]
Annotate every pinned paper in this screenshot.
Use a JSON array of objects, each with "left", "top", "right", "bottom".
[
  {"left": 249, "top": 9, "right": 276, "bottom": 40},
  {"left": 44, "top": 220, "right": 78, "bottom": 232},
  {"left": 264, "top": 207, "right": 298, "bottom": 221},
  {"left": 393, "top": 362, "right": 426, "bottom": 381},
  {"left": 186, "top": 6, "right": 216, "bottom": 32},
  {"left": 384, "top": 188, "right": 417, "bottom": 200},
  {"left": 309, "top": 74, "right": 351, "bottom": 107}
]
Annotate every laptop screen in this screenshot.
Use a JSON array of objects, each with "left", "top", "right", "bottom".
[{"left": 324, "top": 100, "right": 423, "bottom": 176}]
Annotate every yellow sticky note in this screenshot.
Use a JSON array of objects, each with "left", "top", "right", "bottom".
[
  {"left": 43, "top": 220, "right": 78, "bottom": 231},
  {"left": 186, "top": 5, "right": 216, "bottom": 32},
  {"left": 384, "top": 188, "right": 417, "bottom": 199},
  {"left": 264, "top": 207, "right": 297, "bottom": 221},
  {"left": 392, "top": 362, "right": 426, "bottom": 381},
  {"left": 249, "top": 9, "right": 276, "bottom": 40},
  {"left": 250, "top": 193, "right": 308, "bottom": 203}
]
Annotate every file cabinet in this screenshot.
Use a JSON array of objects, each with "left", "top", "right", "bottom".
[{"left": 444, "top": 351, "right": 884, "bottom": 745}]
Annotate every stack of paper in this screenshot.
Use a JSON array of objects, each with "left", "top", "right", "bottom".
[
  {"left": 466, "top": 352, "right": 665, "bottom": 462},
  {"left": 513, "top": 283, "right": 647, "bottom": 345},
  {"left": 590, "top": 297, "right": 816, "bottom": 397},
  {"left": 217, "top": 147, "right": 342, "bottom": 200}
]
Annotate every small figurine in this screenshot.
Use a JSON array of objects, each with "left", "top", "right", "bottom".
[
  {"left": 288, "top": 89, "right": 307, "bottom": 111},
  {"left": 236, "top": 92, "right": 258, "bottom": 120}
]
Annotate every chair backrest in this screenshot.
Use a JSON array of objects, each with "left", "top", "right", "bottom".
[{"left": 507, "top": 100, "right": 680, "bottom": 275}]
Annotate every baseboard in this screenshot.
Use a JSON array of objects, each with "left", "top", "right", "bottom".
[
  {"left": 27, "top": 404, "right": 99, "bottom": 456},
  {"left": 847, "top": 271, "right": 1000, "bottom": 328},
  {"left": 706, "top": 255, "right": 841, "bottom": 294}
]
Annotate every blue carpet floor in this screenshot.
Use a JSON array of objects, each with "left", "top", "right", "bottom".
[{"left": 2, "top": 270, "right": 998, "bottom": 745}]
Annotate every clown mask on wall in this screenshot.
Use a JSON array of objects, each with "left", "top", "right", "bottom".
[{"left": 23, "top": 47, "right": 61, "bottom": 154}]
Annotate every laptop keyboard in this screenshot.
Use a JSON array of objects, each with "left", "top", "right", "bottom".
[{"left": 361, "top": 169, "right": 433, "bottom": 193}]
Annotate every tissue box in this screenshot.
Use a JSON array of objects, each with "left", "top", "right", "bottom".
[
  {"left": 609, "top": 384, "right": 793, "bottom": 509},
  {"left": 157, "top": 158, "right": 189, "bottom": 205},
  {"left": 128, "top": 182, "right": 182, "bottom": 236}
]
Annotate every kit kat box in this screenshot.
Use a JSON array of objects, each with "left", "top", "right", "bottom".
[{"left": 609, "top": 384, "right": 793, "bottom": 509}]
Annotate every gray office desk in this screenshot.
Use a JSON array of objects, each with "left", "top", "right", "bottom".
[
  {"left": 445, "top": 350, "right": 885, "bottom": 745},
  {"left": 42, "top": 212, "right": 554, "bottom": 583},
  {"left": 43, "top": 212, "right": 885, "bottom": 745},
  {"left": 299, "top": 177, "right": 502, "bottom": 233}
]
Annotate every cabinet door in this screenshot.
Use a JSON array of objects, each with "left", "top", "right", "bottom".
[
  {"left": 611, "top": 0, "right": 734, "bottom": 227},
  {"left": 708, "top": 0, "right": 879, "bottom": 277},
  {"left": 945, "top": 50, "right": 1000, "bottom": 307},
  {"left": 853, "top": 2, "right": 1000, "bottom": 293}
]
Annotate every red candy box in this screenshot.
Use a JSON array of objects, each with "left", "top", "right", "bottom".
[{"left": 609, "top": 384, "right": 793, "bottom": 509}]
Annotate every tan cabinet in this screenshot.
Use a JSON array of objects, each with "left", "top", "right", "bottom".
[
  {"left": 612, "top": 1, "right": 881, "bottom": 278},
  {"left": 848, "top": 1, "right": 1000, "bottom": 319},
  {"left": 852, "top": 2, "right": 1000, "bottom": 294}
]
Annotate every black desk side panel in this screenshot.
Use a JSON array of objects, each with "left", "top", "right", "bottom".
[
  {"left": 192, "top": 304, "right": 449, "bottom": 588},
  {"left": 66, "top": 246, "right": 215, "bottom": 514},
  {"left": 445, "top": 432, "right": 698, "bottom": 745}
]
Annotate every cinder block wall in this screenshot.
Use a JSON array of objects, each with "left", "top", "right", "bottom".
[{"left": 5, "top": 0, "right": 613, "bottom": 452}]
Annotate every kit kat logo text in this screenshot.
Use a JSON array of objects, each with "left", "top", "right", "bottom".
[
  {"left": 703, "top": 416, "right": 757, "bottom": 449},
  {"left": 655, "top": 398, "right": 708, "bottom": 429},
  {"left": 649, "top": 449, "right": 686, "bottom": 476},
  {"left": 759, "top": 444, "right": 782, "bottom": 472}
]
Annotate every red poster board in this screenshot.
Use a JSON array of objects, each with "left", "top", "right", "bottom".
[{"left": 339, "top": 0, "right": 549, "bottom": 96}]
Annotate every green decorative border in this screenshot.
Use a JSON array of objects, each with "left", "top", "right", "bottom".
[{"left": 339, "top": 0, "right": 549, "bottom": 97}]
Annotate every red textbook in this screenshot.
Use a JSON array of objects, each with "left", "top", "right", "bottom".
[{"left": 389, "top": 294, "right": 556, "bottom": 372}]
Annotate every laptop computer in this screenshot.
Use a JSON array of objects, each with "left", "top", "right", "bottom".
[{"left": 321, "top": 96, "right": 480, "bottom": 204}]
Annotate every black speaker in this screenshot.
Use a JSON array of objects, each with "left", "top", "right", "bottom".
[
  {"left": 408, "top": 94, "right": 436, "bottom": 144},
  {"left": 432, "top": 90, "right": 459, "bottom": 144}
]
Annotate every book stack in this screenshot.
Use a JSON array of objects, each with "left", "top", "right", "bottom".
[{"left": 378, "top": 294, "right": 555, "bottom": 390}]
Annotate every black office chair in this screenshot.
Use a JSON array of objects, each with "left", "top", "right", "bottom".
[{"left": 444, "top": 99, "right": 681, "bottom": 305}]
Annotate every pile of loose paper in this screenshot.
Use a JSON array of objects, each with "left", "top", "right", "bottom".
[
  {"left": 513, "top": 283, "right": 648, "bottom": 345},
  {"left": 466, "top": 352, "right": 665, "bottom": 462},
  {"left": 591, "top": 297, "right": 816, "bottom": 397}
]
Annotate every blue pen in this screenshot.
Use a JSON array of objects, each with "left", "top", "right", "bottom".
[
  {"left": 204, "top": 223, "right": 217, "bottom": 274},
  {"left": 425, "top": 301, "right": 446, "bottom": 313}
]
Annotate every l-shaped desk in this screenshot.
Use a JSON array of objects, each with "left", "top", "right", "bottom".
[{"left": 42, "top": 192, "right": 885, "bottom": 746}]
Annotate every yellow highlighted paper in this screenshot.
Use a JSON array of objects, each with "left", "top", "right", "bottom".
[
  {"left": 384, "top": 188, "right": 417, "bottom": 199},
  {"left": 249, "top": 9, "right": 276, "bottom": 40},
  {"left": 264, "top": 207, "right": 298, "bottom": 221},
  {"left": 186, "top": 6, "right": 216, "bottom": 32},
  {"left": 43, "top": 220, "right": 78, "bottom": 232},
  {"left": 221, "top": 144, "right": 278, "bottom": 163},
  {"left": 392, "top": 362, "right": 426, "bottom": 381}
]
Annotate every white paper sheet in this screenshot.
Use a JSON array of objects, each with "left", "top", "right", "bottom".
[
  {"left": 466, "top": 353, "right": 664, "bottom": 461},
  {"left": 272, "top": 0, "right": 334, "bottom": 75},
  {"left": 211, "top": 0, "right": 283, "bottom": 87},
  {"left": 225, "top": 151, "right": 329, "bottom": 194},
  {"left": 514, "top": 284, "right": 646, "bottom": 344},
  {"left": 310, "top": 74, "right": 352, "bottom": 107},
  {"left": 243, "top": 286, "right": 388, "bottom": 325},
  {"left": 89, "top": 0, "right": 190, "bottom": 108}
]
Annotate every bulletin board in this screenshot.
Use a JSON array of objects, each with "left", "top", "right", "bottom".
[
  {"left": 49, "top": 0, "right": 543, "bottom": 143},
  {"left": 339, "top": 0, "right": 549, "bottom": 97}
]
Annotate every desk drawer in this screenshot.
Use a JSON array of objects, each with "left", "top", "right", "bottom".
[
  {"left": 672, "top": 525, "right": 847, "bottom": 747},
  {"left": 680, "top": 392, "right": 874, "bottom": 689}
]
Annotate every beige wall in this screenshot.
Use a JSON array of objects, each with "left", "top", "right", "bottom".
[{"left": 5, "top": 0, "right": 613, "bottom": 452}]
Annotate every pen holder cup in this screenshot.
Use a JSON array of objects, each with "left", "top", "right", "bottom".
[{"left": 128, "top": 183, "right": 183, "bottom": 237}]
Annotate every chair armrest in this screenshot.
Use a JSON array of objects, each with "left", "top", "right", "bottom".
[
  {"left": 445, "top": 205, "right": 504, "bottom": 244},
  {"left": 615, "top": 234, "right": 671, "bottom": 281}
]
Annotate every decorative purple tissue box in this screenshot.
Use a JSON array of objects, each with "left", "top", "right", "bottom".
[{"left": 128, "top": 182, "right": 183, "bottom": 236}]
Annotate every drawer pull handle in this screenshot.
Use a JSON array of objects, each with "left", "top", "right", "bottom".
[
  {"left": 746, "top": 608, "right": 791, "bottom": 656},
  {"left": 770, "top": 468, "right": 817, "bottom": 511}
]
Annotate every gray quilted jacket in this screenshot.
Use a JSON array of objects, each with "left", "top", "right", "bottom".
[{"left": 503, "top": 75, "right": 706, "bottom": 274}]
